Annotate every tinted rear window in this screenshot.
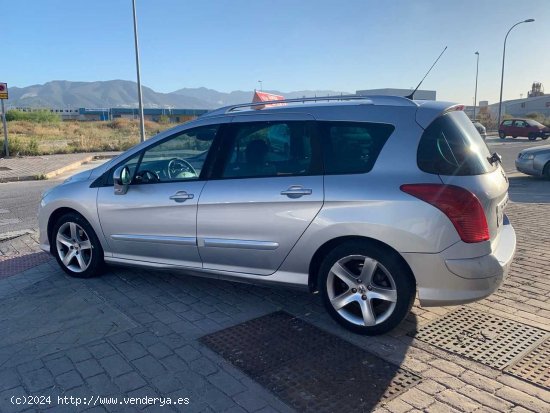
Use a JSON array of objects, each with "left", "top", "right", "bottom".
[
  {"left": 321, "top": 122, "right": 395, "bottom": 174},
  {"left": 417, "top": 111, "right": 496, "bottom": 176}
]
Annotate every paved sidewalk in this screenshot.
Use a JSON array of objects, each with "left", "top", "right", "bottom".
[
  {"left": 0, "top": 152, "right": 120, "bottom": 182},
  {"left": 0, "top": 203, "right": 548, "bottom": 412}
]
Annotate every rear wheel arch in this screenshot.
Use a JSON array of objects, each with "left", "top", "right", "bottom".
[{"left": 307, "top": 236, "right": 416, "bottom": 293}]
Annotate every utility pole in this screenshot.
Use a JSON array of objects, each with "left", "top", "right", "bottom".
[
  {"left": 497, "top": 19, "right": 534, "bottom": 128},
  {"left": 1, "top": 100, "right": 8, "bottom": 157},
  {"left": 473, "top": 52, "right": 479, "bottom": 120},
  {"left": 132, "top": 0, "right": 146, "bottom": 142},
  {"left": 0, "top": 83, "right": 9, "bottom": 157}
]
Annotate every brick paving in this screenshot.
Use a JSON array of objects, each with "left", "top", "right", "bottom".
[
  {"left": 0, "top": 230, "right": 52, "bottom": 278},
  {"left": 0, "top": 202, "right": 547, "bottom": 412}
]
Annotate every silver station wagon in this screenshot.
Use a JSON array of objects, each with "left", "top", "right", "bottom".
[{"left": 38, "top": 96, "right": 516, "bottom": 335}]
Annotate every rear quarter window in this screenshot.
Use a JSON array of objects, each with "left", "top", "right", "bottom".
[
  {"left": 417, "top": 111, "right": 496, "bottom": 176},
  {"left": 321, "top": 122, "right": 395, "bottom": 174}
]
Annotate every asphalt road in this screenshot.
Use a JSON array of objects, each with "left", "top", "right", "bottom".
[
  {"left": 0, "top": 159, "right": 107, "bottom": 236},
  {"left": 0, "top": 138, "right": 548, "bottom": 237}
]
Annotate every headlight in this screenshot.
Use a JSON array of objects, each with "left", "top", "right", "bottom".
[{"left": 523, "top": 154, "right": 535, "bottom": 160}]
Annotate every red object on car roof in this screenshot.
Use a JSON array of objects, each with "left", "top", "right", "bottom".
[{"left": 252, "top": 90, "right": 286, "bottom": 110}]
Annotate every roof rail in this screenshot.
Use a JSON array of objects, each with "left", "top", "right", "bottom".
[
  {"left": 203, "top": 94, "right": 371, "bottom": 117},
  {"left": 358, "top": 94, "right": 418, "bottom": 106}
]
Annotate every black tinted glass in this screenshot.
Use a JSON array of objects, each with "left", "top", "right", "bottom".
[
  {"left": 221, "top": 121, "right": 319, "bottom": 179},
  {"left": 321, "top": 122, "right": 395, "bottom": 174},
  {"left": 418, "top": 111, "right": 496, "bottom": 176}
]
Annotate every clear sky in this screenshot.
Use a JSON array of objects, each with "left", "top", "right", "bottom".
[{"left": 5, "top": 0, "right": 549, "bottom": 104}]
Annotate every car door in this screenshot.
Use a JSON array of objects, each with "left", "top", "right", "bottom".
[
  {"left": 197, "top": 114, "right": 324, "bottom": 275},
  {"left": 97, "top": 123, "right": 222, "bottom": 267},
  {"left": 513, "top": 120, "right": 526, "bottom": 137}
]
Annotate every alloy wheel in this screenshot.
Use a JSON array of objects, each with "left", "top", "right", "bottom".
[
  {"left": 326, "top": 255, "right": 397, "bottom": 327},
  {"left": 56, "top": 222, "right": 93, "bottom": 273}
]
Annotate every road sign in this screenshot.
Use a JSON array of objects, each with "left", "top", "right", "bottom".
[{"left": 0, "top": 83, "right": 8, "bottom": 100}]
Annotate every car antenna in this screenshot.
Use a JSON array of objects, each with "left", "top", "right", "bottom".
[{"left": 405, "top": 46, "right": 447, "bottom": 100}]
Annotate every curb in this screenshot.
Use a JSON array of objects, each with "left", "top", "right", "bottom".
[
  {"left": 0, "top": 154, "right": 117, "bottom": 183},
  {"left": 43, "top": 155, "right": 94, "bottom": 179}
]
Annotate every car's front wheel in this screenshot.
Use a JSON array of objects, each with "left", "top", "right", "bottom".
[
  {"left": 52, "top": 212, "right": 104, "bottom": 278},
  {"left": 499, "top": 131, "right": 506, "bottom": 139},
  {"left": 318, "top": 241, "right": 415, "bottom": 335}
]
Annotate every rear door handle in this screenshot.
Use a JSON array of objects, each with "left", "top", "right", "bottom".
[
  {"left": 169, "top": 191, "right": 194, "bottom": 203},
  {"left": 280, "top": 186, "right": 312, "bottom": 198}
]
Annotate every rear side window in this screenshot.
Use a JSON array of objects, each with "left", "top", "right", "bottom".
[
  {"left": 221, "top": 121, "right": 320, "bottom": 179},
  {"left": 501, "top": 120, "right": 513, "bottom": 127},
  {"left": 417, "top": 111, "right": 496, "bottom": 176},
  {"left": 321, "top": 122, "right": 395, "bottom": 174}
]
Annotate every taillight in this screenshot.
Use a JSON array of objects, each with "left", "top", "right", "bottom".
[{"left": 400, "top": 184, "right": 489, "bottom": 243}]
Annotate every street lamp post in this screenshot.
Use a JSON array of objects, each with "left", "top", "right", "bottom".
[
  {"left": 473, "top": 52, "right": 479, "bottom": 120},
  {"left": 258, "top": 80, "right": 263, "bottom": 91},
  {"left": 497, "top": 19, "right": 534, "bottom": 128},
  {"left": 132, "top": 0, "right": 146, "bottom": 142}
]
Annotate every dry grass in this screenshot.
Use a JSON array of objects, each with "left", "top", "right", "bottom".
[{"left": 6, "top": 118, "right": 175, "bottom": 156}]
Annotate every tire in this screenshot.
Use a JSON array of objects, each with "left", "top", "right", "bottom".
[
  {"left": 499, "top": 131, "right": 506, "bottom": 139},
  {"left": 544, "top": 162, "right": 550, "bottom": 180},
  {"left": 318, "top": 240, "right": 415, "bottom": 335},
  {"left": 512, "top": 136, "right": 518, "bottom": 139},
  {"left": 528, "top": 133, "right": 537, "bottom": 141},
  {"left": 542, "top": 136, "right": 549, "bottom": 140},
  {"left": 52, "top": 212, "right": 104, "bottom": 278}
]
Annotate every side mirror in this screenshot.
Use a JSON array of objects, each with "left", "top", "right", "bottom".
[{"left": 113, "top": 165, "right": 131, "bottom": 195}]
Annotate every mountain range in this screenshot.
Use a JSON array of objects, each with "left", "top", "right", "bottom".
[{"left": 8, "top": 80, "right": 350, "bottom": 110}]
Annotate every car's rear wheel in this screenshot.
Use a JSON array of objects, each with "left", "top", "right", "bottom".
[
  {"left": 318, "top": 241, "right": 415, "bottom": 335},
  {"left": 528, "top": 133, "right": 537, "bottom": 141},
  {"left": 52, "top": 213, "right": 104, "bottom": 278},
  {"left": 499, "top": 131, "right": 506, "bottom": 139}
]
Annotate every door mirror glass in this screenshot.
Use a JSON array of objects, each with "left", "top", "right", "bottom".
[{"left": 113, "top": 165, "right": 131, "bottom": 195}]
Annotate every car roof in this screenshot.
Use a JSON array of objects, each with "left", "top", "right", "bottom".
[
  {"left": 201, "top": 95, "right": 453, "bottom": 117},
  {"left": 197, "top": 95, "right": 458, "bottom": 130}
]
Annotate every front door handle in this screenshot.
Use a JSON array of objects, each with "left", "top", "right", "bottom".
[
  {"left": 280, "top": 185, "right": 312, "bottom": 199},
  {"left": 169, "top": 191, "right": 194, "bottom": 203}
]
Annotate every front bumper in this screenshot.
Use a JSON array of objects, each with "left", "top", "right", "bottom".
[
  {"left": 38, "top": 197, "right": 52, "bottom": 254},
  {"left": 403, "top": 220, "right": 516, "bottom": 307}
]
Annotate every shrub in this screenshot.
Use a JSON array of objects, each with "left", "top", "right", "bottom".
[{"left": 6, "top": 110, "right": 60, "bottom": 123}]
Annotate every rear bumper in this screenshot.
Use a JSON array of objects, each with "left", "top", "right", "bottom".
[{"left": 403, "top": 221, "right": 516, "bottom": 307}]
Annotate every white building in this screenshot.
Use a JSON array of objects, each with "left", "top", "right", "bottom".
[
  {"left": 488, "top": 95, "right": 550, "bottom": 117},
  {"left": 356, "top": 88, "right": 436, "bottom": 100}
]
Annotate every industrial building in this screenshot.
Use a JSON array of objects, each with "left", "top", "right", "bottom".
[
  {"left": 487, "top": 94, "right": 550, "bottom": 118},
  {"left": 14, "top": 107, "right": 208, "bottom": 122},
  {"left": 77, "top": 107, "right": 208, "bottom": 122}
]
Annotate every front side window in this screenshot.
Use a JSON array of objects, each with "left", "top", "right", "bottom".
[
  {"left": 221, "top": 121, "right": 319, "bottom": 178},
  {"left": 418, "top": 110, "right": 496, "bottom": 176},
  {"left": 321, "top": 121, "right": 395, "bottom": 175},
  {"left": 130, "top": 125, "right": 218, "bottom": 184}
]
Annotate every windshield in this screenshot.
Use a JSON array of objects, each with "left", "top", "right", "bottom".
[{"left": 527, "top": 120, "right": 544, "bottom": 127}]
